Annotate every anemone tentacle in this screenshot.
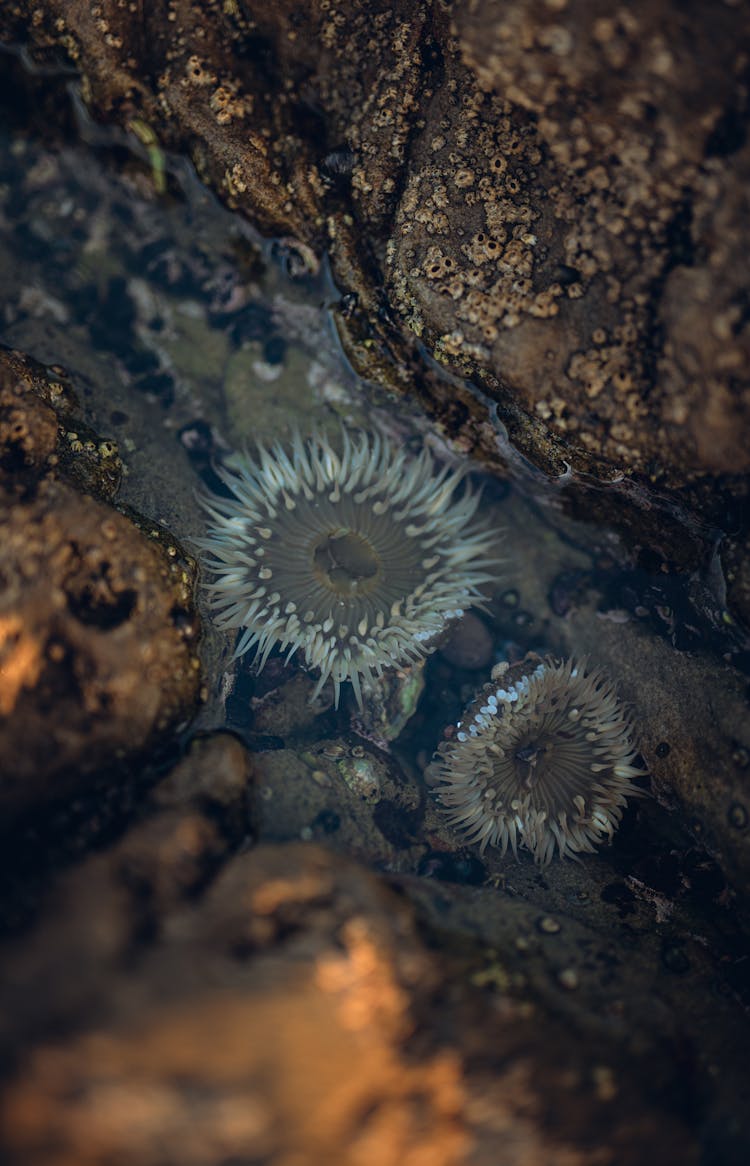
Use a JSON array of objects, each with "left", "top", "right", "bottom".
[{"left": 429, "top": 657, "right": 645, "bottom": 865}]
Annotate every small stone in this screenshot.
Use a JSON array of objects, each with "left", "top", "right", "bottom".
[{"left": 439, "top": 612, "right": 494, "bottom": 671}]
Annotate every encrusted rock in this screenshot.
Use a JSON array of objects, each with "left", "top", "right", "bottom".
[
  {"left": 0, "top": 477, "right": 200, "bottom": 817},
  {"left": 428, "top": 0, "right": 750, "bottom": 483},
  {"left": 0, "top": 374, "right": 58, "bottom": 476},
  {"left": 0, "top": 350, "right": 200, "bottom": 820},
  {"left": 1, "top": 0, "right": 747, "bottom": 624},
  {"left": 0, "top": 348, "right": 123, "bottom": 498}
]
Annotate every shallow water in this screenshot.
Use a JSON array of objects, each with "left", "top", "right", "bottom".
[
  {"left": 0, "top": 42, "right": 747, "bottom": 860},
  {"left": 1, "top": 45, "right": 750, "bottom": 1163}
]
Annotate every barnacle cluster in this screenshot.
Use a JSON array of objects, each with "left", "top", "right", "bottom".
[
  {"left": 198, "top": 426, "right": 498, "bottom": 707},
  {"left": 429, "top": 657, "right": 644, "bottom": 865}
]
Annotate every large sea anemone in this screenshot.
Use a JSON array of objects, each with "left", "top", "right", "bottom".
[
  {"left": 198, "top": 426, "right": 498, "bottom": 707},
  {"left": 429, "top": 657, "right": 645, "bottom": 865}
]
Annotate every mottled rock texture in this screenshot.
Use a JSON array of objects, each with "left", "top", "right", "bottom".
[
  {"left": 0, "top": 349, "right": 201, "bottom": 819},
  {"left": 1, "top": 1, "right": 747, "bottom": 503},
  {"left": 0, "top": 348, "right": 123, "bottom": 498},
  {"left": 0, "top": 7, "right": 749, "bottom": 1164},
  {"left": 0, "top": 816, "right": 699, "bottom": 1166},
  {"left": 441, "top": 0, "right": 750, "bottom": 482}
]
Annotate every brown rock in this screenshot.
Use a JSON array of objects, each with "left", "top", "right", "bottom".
[
  {"left": 0, "top": 344, "right": 200, "bottom": 821},
  {"left": 0, "top": 349, "right": 123, "bottom": 499},
  {"left": 0, "top": 733, "right": 255, "bottom": 1044},
  {"left": 439, "top": 612, "right": 495, "bottom": 671},
  {"left": 386, "top": 0, "right": 750, "bottom": 482},
  {"left": 0, "top": 476, "right": 200, "bottom": 817},
  {"left": 2, "top": 1, "right": 747, "bottom": 624},
  {"left": 0, "top": 838, "right": 698, "bottom": 1166},
  {"left": 0, "top": 376, "right": 58, "bottom": 476},
  {"left": 0, "top": 842, "right": 468, "bottom": 1166}
]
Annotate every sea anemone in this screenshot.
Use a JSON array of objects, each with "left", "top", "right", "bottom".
[
  {"left": 429, "top": 657, "right": 645, "bottom": 865},
  {"left": 197, "top": 426, "right": 498, "bottom": 707}
]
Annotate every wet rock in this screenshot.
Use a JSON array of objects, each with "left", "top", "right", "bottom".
[
  {"left": 0, "top": 477, "right": 200, "bottom": 818},
  {"left": 440, "top": 612, "right": 495, "bottom": 671},
  {"left": 0, "top": 0, "right": 324, "bottom": 244},
  {"left": 0, "top": 350, "right": 200, "bottom": 821},
  {"left": 255, "top": 741, "right": 424, "bottom": 868},
  {"left": 154, "top": 730, "right": 253, "bottom": 808},
  {"left": 3, "top": 0, "right": 748, "bottom": 628},
  {"left": 0, "top": 348, "right": 123, "bottom": 499},
  {"left": 0, "top": 732, "right": 252, "bottom": 1036},
  {"left": 0, "top": 370, "right": 57, "bottom": 476},
  {"left": 152, "top": 730, "right": 257, "bottom": 842},
  {"left": 396, "top": 0, "right": 750, "bottom": 480},
  {"left": 0, "top": 842, "right": 467, "bottom": 1166},
  {"left": 0, "top": 834, "right": 699, "bottom": 1166},
  {"left": 248, "top": 672, "right": 333, "bottom": 738}
]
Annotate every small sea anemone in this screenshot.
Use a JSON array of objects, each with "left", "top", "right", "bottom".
[
  {"left": 197, "top": 426, "right": 498, "bottom": 707},
  {"left": 429, "top": 657, "right": 645, "bottom": 865}
]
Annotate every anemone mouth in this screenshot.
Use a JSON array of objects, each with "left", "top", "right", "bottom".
[
  {"left": 196, "top": 426, "right": 499, "bottom": 707},
  {"left": 311, "top": 529, "right": 382, "bottom": 598},
  {"left": 430, "top": 657, "right": 645, "bottom": 866}
]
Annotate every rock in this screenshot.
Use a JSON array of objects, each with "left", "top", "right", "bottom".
[
  {"left": 439, "top": 612, "right": 495, "bottom": 671},
  {"left": 0, "top": 835, "right": 697, "bottom": 1166},
  {"left": 0, "top": 350, "right": 201, "bottom": 821},
  {"left": 253, "top": 740, "right": 424, "bottom": 865},
  {"left": 0, "top": 348, "right": 123, "bottom": 498},
  {"left": 0, "top": 841, "right": 467, "bottom": 1166},
  {"left": 248, "top": 672, "right": 333, "bottom": 738},
  {"left": 153, "top": 731, "right": 254, "bottom": 824},
  {"left": 0, "top": 369, "right": 58, "bottom": 475},
  {"left": 449, "top": 0, "right": 750, "bottom": 461},
  {"left": 0, "top": 477, "right": 200, "bottom": 818},
  {"left": 2, "top": 0, "right": 748, "bottom": 625},
  {"left": 0, "top": 732, "right": 255, "bottom": 1043}
]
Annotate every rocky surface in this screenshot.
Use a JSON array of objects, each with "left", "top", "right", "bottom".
[
  {"left": 1, "top": 0, "right": 748, "bottom": 626},
  {"left": 0, "top": 348, "right": 123, "bottom": 499},
  {"left": 0, "top": 745, "right": 700, "bottom": 1166},
  {"left": 2, "top": 670, "right": 746, "bottom": 1163},
  {"left": 441, "top": 0, "right": 750, "bottom": 484},
  {"left": 0, "top": 349, "right": 201, "bottom": 820},
  {"left": 1, "top": 5, "right": 749, "bottom": 1165}
]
